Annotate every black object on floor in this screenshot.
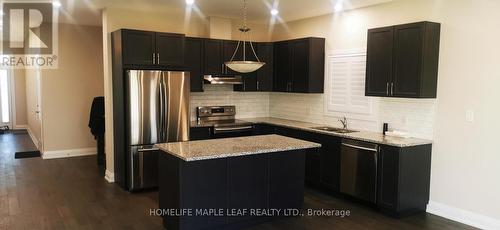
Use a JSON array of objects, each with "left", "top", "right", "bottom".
[
  {"left": 0, "top": 125, "right": 9, "bottom": 134},
  {"left": 15, "top": 150, "right": 41, "bottom": 159}
]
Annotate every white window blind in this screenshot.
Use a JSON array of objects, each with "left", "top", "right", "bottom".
[{"left": 326, "top": 53, "right": 372, "bottom": 115}]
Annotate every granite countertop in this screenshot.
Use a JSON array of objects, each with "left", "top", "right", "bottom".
[
  {"left": 240, "top": 117, "right": 433, "bottom": 148},
  {"left": 155, "top": 134, "right": 321, "bottom": 161}
]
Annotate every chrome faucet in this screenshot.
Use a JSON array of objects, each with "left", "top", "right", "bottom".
[{"left": 339, "top": 116, "right": 348, "bottom": 130}]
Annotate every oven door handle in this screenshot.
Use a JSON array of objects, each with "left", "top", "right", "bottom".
[{"left": 213, "top": 126, "right": 253, "bottom": 134}]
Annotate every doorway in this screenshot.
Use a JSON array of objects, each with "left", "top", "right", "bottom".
[{"left": 0, "top": 69, "right": 12, "bottom": 129}]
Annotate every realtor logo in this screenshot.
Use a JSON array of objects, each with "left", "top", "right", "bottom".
[{"left": 1, "top": 1, "right": 58, "bottom": 69}]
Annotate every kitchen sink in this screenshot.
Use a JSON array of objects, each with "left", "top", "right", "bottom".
[{"left": 311, "top": 126, "right": 359, "bottom": 134}]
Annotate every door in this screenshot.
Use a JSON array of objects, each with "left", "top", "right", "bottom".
[
  {"left": 127, "top": 70, "right": 162, "bottom": 145},
  {"left": 185, "top": 38, "right": 204, "bottom": 92},
  {"left": 203, "top": 39, "right": 224, "bottom": 75},
  {"left": 156, "top": 32, "right": 185, "bottom": 67},
  {"left": 273, "top": 42, "right": 291, "bottom": 92},
  {"left": 162, "top": 71, "right": 190, "bottom": 142},
  {"left": 0, "top": 69, "right": 12, "bottom": 128},
  {"left": 291, "top": 39, "right": 309, "bottom": 93},
  {"left": 256, "top": 43, "right": 274, "bottom": 91},
  {"left": 365, "top": 26, "right": 394, "bottom": 96},
  {"left": 320, "top": 136, "right": 341, "bottom": 191},
  {"left": 122, "top": 30, "right": 156, "bottom": 65},
  {"left": 392, "top": 23, "right": 424, "bottom": 97},
  {"left": 378, "top": 145, "right": 399, "bottom": 209}
]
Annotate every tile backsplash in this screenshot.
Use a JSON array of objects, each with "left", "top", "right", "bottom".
[
  {"left": 269, "top": 93, "right": 436, "bottom": 139},
  {"left": 190, "top": 85, "right": 270, "bottom": 120},
  {"left": 190, "top": 87, "right": 436, "bottom": 139}
]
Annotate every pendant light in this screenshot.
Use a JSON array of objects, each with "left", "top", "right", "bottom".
[{"left": 225, "top": 0, "right": 265, "bottom": 73}]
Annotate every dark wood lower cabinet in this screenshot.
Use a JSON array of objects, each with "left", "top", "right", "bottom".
[
  {"left": 158, "top": 150, "right": 307, "bottom": 230},
  {"left": 378, "top": 144, "right": 432, "bottom": 217},
  {"left": 189, "top": 127, "right": 211, "bottom": 140},
  {"left": 189, "top": 123, "right": 432, "bottom": 218}
]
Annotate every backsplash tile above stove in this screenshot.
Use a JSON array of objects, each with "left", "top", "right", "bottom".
[{"left": 190, "top": 85, "right": 270, "bottom": 121}]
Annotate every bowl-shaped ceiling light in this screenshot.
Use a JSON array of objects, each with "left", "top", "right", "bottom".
[{"left": 224, "top": 0, "right": 265, "bottom": 73}]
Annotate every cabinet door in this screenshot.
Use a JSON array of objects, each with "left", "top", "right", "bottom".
[
  {"left": 156, "top": 32, "right": 185, "bottom": 67},
  {"left": 253, "top": 124, "right": 277, "bottom": 135},
  {"left": 273, "top": 42, "right": 291, "bottom": 92},
  {"left": 320, "top": 136, "right": 341, "bottom": 191},
  {"left": 122, "top": 30, "right": 155, "bottom": 65},
  {"left": 378, "top": 145, "right": 400, "bottom": 210},
  {"left": 366, "top": 26, "right": 394, "bottom": 97},
  {"left": 305, "top": 148, "right": 322, "bottom": 184},
  {"left": 227, "top": 154, "right": 269, "bottom": 223},
  {"left": 185, "top": 38, "right": 204, "bottom": 92},
  {"left": 203, "top": 39, "right": 224, "bottom": 75},
  {"left": 291, "top": 39, "right": 309, "bottom": 93},
  {"left": 392, "top": 23, "right": 424, "bottom": 97},
  {"left": 256, "top": 43, "right": 274, "bottom": 91},
  {"left": 223, "top": 41, "right": 242, "bottom": 75}
]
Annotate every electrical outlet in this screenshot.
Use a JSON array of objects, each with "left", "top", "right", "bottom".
[{"left": 465, "top": 110, "right": 474, "bottom": 122}]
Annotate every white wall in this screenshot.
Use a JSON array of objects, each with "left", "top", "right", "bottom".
[{"left": 270, "top": 0, "right": 500, "bottom": 228}]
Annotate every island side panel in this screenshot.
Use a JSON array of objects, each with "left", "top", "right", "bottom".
[
  {"left": 158, "top": 153, "right": 181, "bottom": 230},
  {"left": 227, "top": 154, "right": 269, "bottom": 224},
  {"left": 269, "top": 150, "right": 306, "bottom": 210},
  {"left": 179, "top": 158, "right": 228, "bottom": 230}
]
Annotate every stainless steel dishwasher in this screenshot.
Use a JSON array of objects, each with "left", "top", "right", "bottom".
[{"left": 340, "top": 139, "right": 379, "bottom": 203}]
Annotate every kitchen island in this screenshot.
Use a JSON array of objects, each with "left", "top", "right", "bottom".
[{"left": 155, "top": 135, "right": 321, "bottom": 230}]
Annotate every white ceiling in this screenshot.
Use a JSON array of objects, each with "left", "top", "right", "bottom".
[{"left": 57, "top": 0, "right": 394, "bottom": 26}]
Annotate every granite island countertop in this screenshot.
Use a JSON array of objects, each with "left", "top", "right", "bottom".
[
  {"left": 239, "top": 117, "right": 433, "bottom": 148},
  {"left": 155, "top": 134, "right": 321, "bottom": 161}
]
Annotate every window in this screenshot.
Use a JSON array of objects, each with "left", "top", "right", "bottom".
[
  {"left": 0, "top": 69, "right": 10, "bottom": 124},
  {"left": 325, "top": 52, "right": 372, "bottom": 116}
]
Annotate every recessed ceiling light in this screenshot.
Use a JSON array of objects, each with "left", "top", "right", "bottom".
[
  {"left": 52, "top": 1, "right": 62, "bottom": 8},
  {"left": 186, "top": 0, "right": 195, "bottom": 5},
  {"left": 271, "top": 9, "right": 279, "bottom": 16},
  {"left": 334, "top": 2, "right": 343, "bottom": 12}
]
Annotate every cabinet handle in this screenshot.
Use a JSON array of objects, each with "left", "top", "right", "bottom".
[
  {"left": 257, "top": 81, "right": 260, "bottom": 91},
  {"left": 391, "top": 82, "right": 394, "bottom": 96},
  {"left": 222, "top": 63, "right": 225, "bottom": 74},
  {"left": 386, "top": 82, "right": 389, "bottom": 96},
  {"left": 153, "top": 53, "right": 155, "bottom": 64},
  {"left": 157, "top": 53, "right": 160, "bottom": 64}
]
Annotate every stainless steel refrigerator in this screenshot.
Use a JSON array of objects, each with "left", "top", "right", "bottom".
[{"left": 126, "top": 70, "right": 190, "bottom": 191}]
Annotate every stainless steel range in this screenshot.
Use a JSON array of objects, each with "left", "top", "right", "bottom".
[{"left": 196, "top": 106, "right": 254, "bottom": 138}]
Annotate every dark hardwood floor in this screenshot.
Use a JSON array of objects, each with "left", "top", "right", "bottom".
[{"left": 0, "top": 131, "right": 474, "bottom": 230}]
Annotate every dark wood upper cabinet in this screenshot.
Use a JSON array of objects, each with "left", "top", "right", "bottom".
[
  {"left": 185, "top": 37, "right": 204, "bottom": 92},
  {"left": 366, "top": 21, "right": 440, "bottom": 98},
  {"left": 273, "top": 41, "right": 292, "bottom": 92},
  {"left": 234, "top": 42, "right": 273, "bottom": 92},
  {"left": 120, "top": 29, "right": 185, "bottom": 68},
  {"left": 365, "top": 26, "right": 394, "bottom": 97},
  {"left": 256, "top": 42, "right": 274, "bottom": 91},
  {"left": 203, "top": 39, "right": 224, "bottom": 75},
  {"left": 156, "top": 32, "right": 185, "bottom": 67},
  {"left": 122, "top": 30, "right": 156, "bottom": 65},
  {"left": 273, "top": 37, "right": 325, "bottom": 93}
]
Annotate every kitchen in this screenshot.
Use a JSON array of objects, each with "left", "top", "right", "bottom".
[
  {"left": 107, "top": 0, "right": 450, "bottom": 228},
  {"left": 1, "top": 0, "right": 499, "bottom": 229}
]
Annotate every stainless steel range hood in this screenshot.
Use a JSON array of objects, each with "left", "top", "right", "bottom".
[{"left": 204, "top": 75, "right": 243, "bottom": 85}]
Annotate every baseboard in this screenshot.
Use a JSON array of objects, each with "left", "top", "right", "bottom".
[
  {"left": 105, "top": 169, "right": 115, "bottom": 183},
  {"left": 427, "top": 201, "right": 500, "bottom": 230},
  {"left": 26, "top": 126, "right": 39, "bottom": 149},
  {"left": 13, "top": 124, "right": 28, "bottom": 130},
  {"left": 42, "top": 147, "right": 96, "bottom": 159}
]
